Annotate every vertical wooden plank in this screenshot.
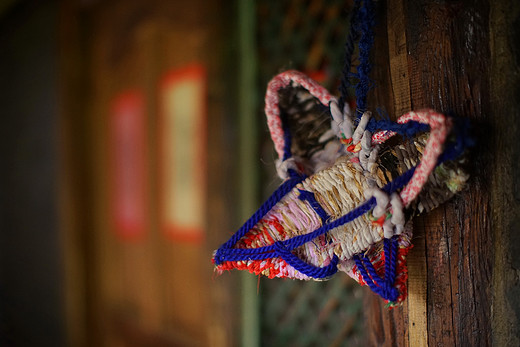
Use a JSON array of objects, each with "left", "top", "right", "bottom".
[
  {"left": 406, "top": 234, "right": 427, "bottom": 347},
  {"left": 387, "top": 0, "right": 411, "bottom": 117},
  {"left": 405, "top": 1, "right": 492, "bottom": 346},
  {"left": 387, "top": 2, "right": 427, "bottom": 346},
  {"left": 366, "top": 0, "right": 494, "bottom": 345},
  {"left": 363, "top": 2, "right": 409, "bottom": 345},
  {"left": 489, "top": 0, "right": 520, "bottom": 345}
]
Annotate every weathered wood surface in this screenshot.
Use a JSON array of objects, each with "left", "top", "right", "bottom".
[
  {"left": 363, "top": 0, "right": 513, "bottom": 345},
  {"left": 489, "top": 0, "right": 520, "bottom": 345}
]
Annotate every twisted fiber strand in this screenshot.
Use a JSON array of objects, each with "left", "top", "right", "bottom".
[
  {"left": 350, "top": 231, "right": 411, "bottom": 303},
  {"left": 362, "top": 237, "right": 395, "bottom": 288},
  {"left": 367, "top": 118, "right": 429, "bottom": 139},
  {"left": 268, "top": 76, "right": 444, "bottom": 212},
  {"left": 386, "top": 236, "right": 398, "bottom": 286},
  {"left": 338, "top": 0, "right": 362, "bottom": 112},
  {"left": 354, "top": 0, "right": 375, "bottom": 117},
  {"left": 370, "top": 110, "right": 450, "bottom": 206},
  {"left": 372, "top": 111, "right": 432, "bottom": 144},
  {"left": 301, "top": 161, "right": 381, "bottom": 259},
  {"left": 353, "top": 254, "right": 390, "bottom": 299},
  {"left": 282, "top": 113, "right": 293, "bottom": 161},
  {"left": 350, "top": 240, "right": 409, "bottom": 302},
  {"left": 298, "top": 189, "right": 329, "bottom": 223},
  {"left": 274, "top": 242, "right": 339, "bottom": 279},
  {"left": 357, "top": 236, "right": 399, "bottom": 301},
  {"left": 397, "top": 111, "right": 450, "bottom": 206}
]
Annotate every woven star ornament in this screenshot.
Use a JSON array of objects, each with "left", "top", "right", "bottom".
[{"left": 212, "top": 70, "right": 469, "bottom": 305}]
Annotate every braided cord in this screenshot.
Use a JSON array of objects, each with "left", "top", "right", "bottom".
[
  {"left": 338, "top": 0, "right": 362, "bottom": 112},
  {"left": 353, "top": 236, "right": 399, "bottom": 302},
  {"left": 354, "top": 0, "right": 375, "bottom": 117},
  {"left": 216, "top": 169, "right": 304, "bottom": 251},
  {"left": 337, "top": 0, "right": 376, "bottom": 119}
]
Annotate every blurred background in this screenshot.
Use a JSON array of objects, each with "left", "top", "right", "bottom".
[{"left": 0, "top": 0, "right": 367, "bottom": 346}]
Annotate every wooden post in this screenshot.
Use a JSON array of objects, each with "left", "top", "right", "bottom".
[
  {"left": 489, "top": 0, "right": 520, "bottom": 345},
  {"left": 364, "top": 0, "right": 520, "bottom": 345}
]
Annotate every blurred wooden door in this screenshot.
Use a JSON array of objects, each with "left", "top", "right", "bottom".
[
  {"left": 90, "top": 2, "right": 208, "bottom": 346},
  {"left": 61, "top": 1, "right": 239, "bottom": 346}
]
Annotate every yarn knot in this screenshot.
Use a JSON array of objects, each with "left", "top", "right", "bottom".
[
  {"left": 213, "top": 249, "right": 225, "bottom": 265},
  {"left": 381, "top": 283, "right": 399, "bottom": 302}
]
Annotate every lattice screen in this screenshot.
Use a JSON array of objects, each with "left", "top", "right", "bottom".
[{"left": 256, "top": 1, "right": 365, "bottom": 346}]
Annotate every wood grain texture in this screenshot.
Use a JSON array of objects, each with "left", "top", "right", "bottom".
[
  {"left": 406, "top": 233, "right": 427, "bottom": 347},
  {"left": 405, "top": 1, "right": 492, "bottom": 345},
  {"left": 387, "top": 1, "right": 428, "bottom": 346},
  {"left": 365, "top": 0, "right": 494, "bottom": 345},
  {"left": 363, "top": 2, "right": 408, "bottom": 346},
  {"left": 489, "top": 0, "right": 520, "bottom": 345}
]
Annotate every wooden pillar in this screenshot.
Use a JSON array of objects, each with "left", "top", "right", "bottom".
[
  {"left": 364, "top": 0, "right": 520, "bottom": 345},
  {"left": 489, "top": 0, "right": 520, "bottom": 345}
]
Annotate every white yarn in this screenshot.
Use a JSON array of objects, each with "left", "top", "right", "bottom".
[
  {"left": 352, "top": 112, "right": 370, "bottom": 144},
  {"left": 330, "top": 99, "right": 354, "bottom": 139},
  {"left": 364, "top": 187, "right": 389, "bottom": 218},
  {"left": 390, "top": 193, "right": 405, "bottom": 235},
  {"left": 275, "top": 157, "right": 301, "bottom": 180},
  {"left": 364, "top": 188, "right": 405, "bottom": 239}
]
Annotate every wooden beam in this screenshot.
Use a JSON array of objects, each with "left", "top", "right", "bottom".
[{"left": 387, "top": 1, "right": 427, "bottom": 346}]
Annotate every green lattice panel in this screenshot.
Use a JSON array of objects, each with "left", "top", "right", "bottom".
[
  {"left": 256, "top": 1, "right": 366, "bottom": 345},
  {"left": 261, "top": 277, "right": 365, "bottom": 346},
  {"left": 257, "top": 0, "right": 353, "bottom": 90}
]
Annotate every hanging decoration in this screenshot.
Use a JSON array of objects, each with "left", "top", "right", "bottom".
[{"left": 212, "top": 0, "right": 472, "bottom": 306}]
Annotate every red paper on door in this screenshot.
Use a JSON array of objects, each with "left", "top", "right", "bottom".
[{"left": 109, "top": 90, "right": 149, "bottom": 240}]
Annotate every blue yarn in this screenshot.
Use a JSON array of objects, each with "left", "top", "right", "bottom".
[
  {"left": 354, "top": 0, "right": 375, "bottom": 118},
  {"left": 214, "top": 196, "right": 377, "bottom": 265},
  {"left": 353, "top": 255, "right": 380, "bottom": 295},
  {"left": 282, "top": 122, "right": 292, "bottom": 161},
  {"left": 384, "top": 235, "right": 396, "bottom": 286},
  {"left": 298, "top": 189, "right": 329, "bottom": 223},
  {"left": 353, "top": 236, "right": 399, "bottom": 302},
  {"left": 337, "top": 0, "right": 377, "bottom": 119},
  {"left": 438, "top": 117, "right": 474, "bottom": 163},
  {"left": 338, "top": 0, "right": 362, "bottom": 112},
  {"left": 213, "top": 169, "right": 305, "bottom": 265},
  {"left": 274, "top": 242, "right": 339, "bottom": 279},
  {"left": 366, "top": 118, "right": 430, "bottom": 138}
]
